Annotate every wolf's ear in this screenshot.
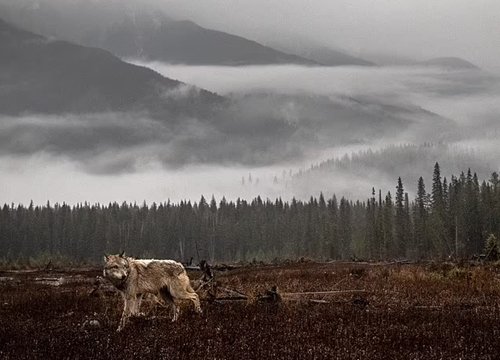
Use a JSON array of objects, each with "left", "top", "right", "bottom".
[
  {"left": 104, "top": 254, "right": 109, "bottom": 262},
  {"left": 119, "top": 250, "right": 125, "bottom": 257}
]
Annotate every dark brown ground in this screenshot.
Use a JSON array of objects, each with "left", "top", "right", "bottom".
[{"left": 1, "top": 262, "right": 500, "bottom": 359}]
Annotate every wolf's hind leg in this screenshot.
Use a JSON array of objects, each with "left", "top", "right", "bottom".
[{"left": 159, "top": 287, "right": 178, "bottom": 322}]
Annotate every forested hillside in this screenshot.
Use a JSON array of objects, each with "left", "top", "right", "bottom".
[
  {"left": 283, "top": 144, "right": 494, "bottom": 199},
  {"left": 0, "top": 18, "right": 222, "bottom": 116},
  {"left": 1, "top": 163, "right": 498, "bottom": 265}
]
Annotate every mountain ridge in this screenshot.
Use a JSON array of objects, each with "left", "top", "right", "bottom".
[
  {"left": 265, "top": 35, "right": 375, "bottom": 67},
  {"left": 0, "top": 2, "right": 320, "bottom": 66},
  {"left": 94, "top": 18, "right": 321, "bottom": 66},
  {"left": 0, "top": 18, "right": 223, "bottom": 117},
  {"left": 417, "top": 57, "right": 479, "bottom": 70}
]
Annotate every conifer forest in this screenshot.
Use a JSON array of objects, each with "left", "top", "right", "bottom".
[{"left": 2, "top": 163, "right": 499, "bottom": 264}]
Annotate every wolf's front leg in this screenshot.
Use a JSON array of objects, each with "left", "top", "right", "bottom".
[
  {"left": 130, "top": 294, "right": 144, "bottom": 316},
  {"left": 171, "top": 302, "right": 180, "bottom": 322},
  {"left": 117, "top": 296, "right": 133, "bottom": 332}
]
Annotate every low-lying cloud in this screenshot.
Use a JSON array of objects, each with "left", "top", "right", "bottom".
[
  {"left": 141, "top": 62, "right": 500, "bottom": 142},
  {"left": 138, "top": 62, "right": 495, "bottom": 98},
  {"left": 2, "top": 64, "right": 500, "bottom": 204}
]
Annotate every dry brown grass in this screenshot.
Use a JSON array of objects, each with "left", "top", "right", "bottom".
[{"left": 1, "top": 262, "right": 500, "bottom": 359}]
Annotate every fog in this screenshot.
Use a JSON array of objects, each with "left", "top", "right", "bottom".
[
  {"left": 0, "top": 154, "right": 298, "bottom": 205},
  {"left": 142, "top": 62, "right": 500, "bottom": 142},
  {"left": 1, "top": 63, "right": 499, "bottom": 204},
  {"left": 141, "top": 63, "right": 429, "bottom": 96},
  {"left": 139, "top": 62, "right": 498, "bottom": 99}
]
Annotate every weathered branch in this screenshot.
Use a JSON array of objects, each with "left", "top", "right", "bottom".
[{"left": 281, "top": 289, "right": 368, "bottom": 297}]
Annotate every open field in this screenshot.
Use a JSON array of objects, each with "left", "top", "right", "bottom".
[{"left": 1, "top": 262, "right": 500, "bottom": 359}]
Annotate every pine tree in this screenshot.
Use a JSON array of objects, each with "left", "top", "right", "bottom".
[
  {"left": 365, "top": 188, "right": 377, "bottom": 259},
  {"left": 375, "top": 189, "right": 384, "bottom": 260},
  {"left": 404, "top": 192, "right": 412, "bottom": 257},
  {"left": 488, "top": 173, "right": 500, "bottom": 237},
  {"left": 464, "top": 171, "right": 482, "bottom": 254},
  {"left": 338, "top": 197, "right": 352, "bottom": 259},
  {"left": 317, "top": 193, "right": 328, "bottom": 258},
  {"left": 430, "top": 162, "right": 450, "bottom": 257},
  {"left": 432, "top": 162, "right": 445, "bottom": 213},
  {"left": 383, "top": 192, "right": 394, "bottom": 258},
  {"left": 326, "top": 195, "right": 339, "bottom": 259},
  {"left": 395, "top": 178, "right": 407, "bottom": 257}
]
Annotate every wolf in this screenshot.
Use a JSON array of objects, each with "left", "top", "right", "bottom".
[{"left": 103, "top": 253, "right": 202, "bottom": 331}]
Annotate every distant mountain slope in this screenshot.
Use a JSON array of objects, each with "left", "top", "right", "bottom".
[
  {"left": 220, "top": 92, "right": 454, "bottom": 151},
  {"left": 0, "top": 18, "right": 222, "bottom": 116},
  {"left": 285, "top": 144, "right": 490, "bottom": 199},
  {"left": 97, "top": 19, "right": 318, "bottom": 66},
  {"left": 418, "top": 57, "right": 479, "bottom": 70},
  {"left": 0, "top": 1, "right": 318, "bottom": 66},
  {"left": 293, "top": 144, "right": 486, "bottom": 181},
  {"left": 267, "top": 37, "right": 374, "bottom": 67},
  {"left": 298, "top": 46, "right": 375, "bottom": 67}
]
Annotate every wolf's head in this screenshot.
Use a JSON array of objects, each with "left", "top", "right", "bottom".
[{"left": 103, "top": 252, "right": 130, "bottom": 286}]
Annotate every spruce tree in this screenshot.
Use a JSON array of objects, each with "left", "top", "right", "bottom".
[
  {"left": 430, "top": 162, "right": 450, "bottom": 257},
  {"left": 395, "top": 178, "right": 406, "bottom": 257},
  {"left": 338, "top": 197, "right": 352, "bottom": 259},
  {"left": 327, "top": 195, "right": 339, "bottom": 259},
  {"left": 383, "top": 192, "right": 394, "bottom": 258},
  {"left": 365, "top": 188, "right": 377, "bottom": 259}
]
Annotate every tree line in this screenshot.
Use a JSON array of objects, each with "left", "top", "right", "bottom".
[{"left": 1, "top": 163, "right": 499, "bottom": 264}]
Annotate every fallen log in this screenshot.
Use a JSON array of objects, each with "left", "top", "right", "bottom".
[
  {"left": 213, "top": 298, "right": 248, "bottom": 304},
  {"left": 258, "top": 286, "right": 370, "bottom": 305},
  {"left": 217, "top": 287, "right": 248, "bottom": 299},
  {"left": 212, "top": 264, "right": 244, "bottom": 272},
  {"left": 205, "top": 285, "right": 248, "bottom": 302},
  {"left": 281, "top": 289, "right": 368, "bottom": 297},
  {"left": 308, "top": 299, "right": 329, "bottom": 304}
]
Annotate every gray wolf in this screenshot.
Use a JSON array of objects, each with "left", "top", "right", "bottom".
[{"left": 103, "top": 253, "right": 202, "bottom": 331}]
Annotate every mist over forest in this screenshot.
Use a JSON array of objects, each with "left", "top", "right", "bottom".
[{"left": 2, "top": 59, "right": 499, "bottom": 204}]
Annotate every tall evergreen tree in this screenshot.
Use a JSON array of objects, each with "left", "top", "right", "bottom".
[
  {"left": 383, "top": 192, "right": 394, "bottom": 258},
  {"left": 430, "top": 162, "right": 450, "bottom": 257},
  {"left": 395, "top": 178, "right": 407, "bottom": 257},
  {"left": 338, "top": 197, "right": 352, "bottom": 259},
  {"left": 365, "top": 188, "right": 378, "bottom": 259},
  {"left": 326, "top": 195, "right": 339, "bottom": 259}
]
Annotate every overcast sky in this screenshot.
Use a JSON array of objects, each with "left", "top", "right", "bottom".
[
  {"left": 2, "top": 0, "right": 499, "bottom": 69},
  {"left": 155, "top": 0, "right": 500, "bottom": 70}
]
